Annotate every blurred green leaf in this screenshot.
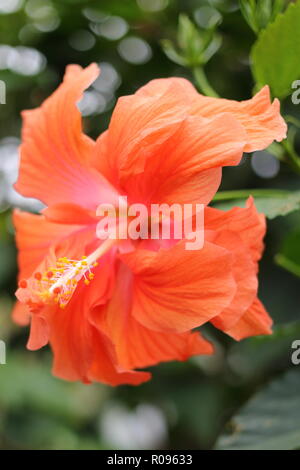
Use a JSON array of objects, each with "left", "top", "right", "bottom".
[
  {"left": 160, "top": 39, "right": 187, "bottom": 66},
  {"left": 178, "top": 14, "right": 201, "bottom": 56},
  {"left": 275, "top": 230, "right": 300, "bottom": 278},
  {"left": 251, "top": 0, "right": 300, "bottom": 98},
  {"left": 167, "top": 378, "right": 232, "bottom": 449},
  {"left": 202, "top": 34, "right": 222, "bottom": 63},
  {"left": 213, "top": 189, "right": 300, "bottom": 219},
  {"left": 239, "top": 0, "right": 284, "bottom": 34},
  {"left": 239, "top": 0, "right": 263, "bottom": 34},
  {"left": 194, "top": 6, "right": 222, "bottom": 30},
  {"left": 0, "top": 354, "right": 106, "bottom": 424},
  {"left": 217, "top": 369, "right": 300, "bottom": 450},
  {"left": 228, "top": 322, "right": 300, "bottom": 381},
  {"left": 0, "top": 240, "right": 16, "bottom": 288},
  {"left": 208, "top": 0, "right": 239, "bottom": 13},
  {"left": 162, "top": 14, "right": 221, "bottom": 69}
]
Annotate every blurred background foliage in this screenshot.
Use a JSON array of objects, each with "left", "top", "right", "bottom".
[{"left": 0, "top": 0, "right": 300, "bottom": 450}]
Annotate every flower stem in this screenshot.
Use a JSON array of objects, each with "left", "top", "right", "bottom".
[{"left": 193, "top": 67, "right": 219, "bottom": 97}]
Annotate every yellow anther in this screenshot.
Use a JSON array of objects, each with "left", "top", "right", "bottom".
[{"left": 33, "top": 239, "right": 117, "bottom": 309}]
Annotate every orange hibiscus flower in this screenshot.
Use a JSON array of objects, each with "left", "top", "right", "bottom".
[{"left": 13, "top": 64, "right": 286, "bottom": 385}]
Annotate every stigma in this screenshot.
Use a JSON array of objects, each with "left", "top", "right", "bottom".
[
  {"left": 19, "top": 256, "right": 98, "bottom": 309},
  {"left": 18, "top": 238, "right": 116, "bottom": 310}
]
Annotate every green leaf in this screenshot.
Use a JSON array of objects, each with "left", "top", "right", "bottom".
[
  {"left": 160, "top": 39, "right": 187, "bottom": 66},
  {"left": 194, "top": 6, "right": 222, "bottom": 30},
  {"left": 217, "top": 369, "right": 300, "bottom": 450},
  {"left": 202, "top": 34, "right": 222, "bottom": 62},
  {"left": 213, "top": 189, "right": 300, "bottom": 219},
  {"left": 275, "top": 230, "right": 300, "bottom": 278},
  {"left": 239, "top": 0, "right": 259, "bottom": 34},
  {"left": 0, "top": 354, "right": 106, "bottom": 423},
  {"left": 270, "top": 0, "right": 285, "bottom": 21},
  {"left": 177, "top": 14, "right": 206, "bottom": 66},
  {"left": 162, "top": 14, "right": 221, "bottom": 69},
  {"left": 257, "top": 0, "right": 273, "bottom": 30},
  {"left": 228, "top": 322, "right": 300, "bottom": 381},
  {"left": 239, "top": 0, "right": 284, "bottom": 34},
  {"left": 251, "top": 0, "right": 300, "bottom": 98}
]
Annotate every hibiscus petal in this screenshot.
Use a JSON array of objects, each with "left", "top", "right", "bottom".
[
  {"left": 191, "top": 85, "right": 287, "bottom": 152},
  {"left": 42, "top": 203, "right": 98, "bottom": 225},
  {"left": 207, "top": 230, "right": 258, "bottom": 331},
  {"left": 226, "top": 298, "right": 273, "bottom": 340},
  {"left": 15, "top": 64, "right": 106, "bottom": 209},
  {"left": 27, "top": 314, "right": 49, "bottom": 350},
  {"left": 16, "top": 232, "right": 125, "bottom": 385},
  {"left": 106, "top": 314, "right": 213, "bottom": 370},
  {"left": 91, "top": 263, "right": 213, "bottom": 370},
  {"left": 92, "top": 79, "right": 248, "bottom": 206},
  {"left": 131, "top": 78, "right": 286, "bottom": 152},
  {"left": 92, "top": 95, "right": 190, "bottom": 186},
  {"left": 48, "top": 294, "right": 95, "bottom": 383},
  {"left": 47, "top": 266, "right": 149, "bottom": 385},
  {"left": 123, "top": 113, "right": 247, "bottom": 206},
  {"left": 206, "top": 197, "right": 266, "bottom": 264},
  {"left": 13, "top": 210, "right": 84, "bottom": 279},
  {"left": 94, "top": 127, "right": 223, "bottom": 207},
  {"left": 12, "top": 301, "right": 31, "bottom": 326},
  {"left": 136, "top": 76, "right": 198, "bottom": 101},
  {"left": 121, "top": 240, "right": 236, "bottom": 333},
  {"left": 88, "top": 328, "right": 151, "bottom": 386}
]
